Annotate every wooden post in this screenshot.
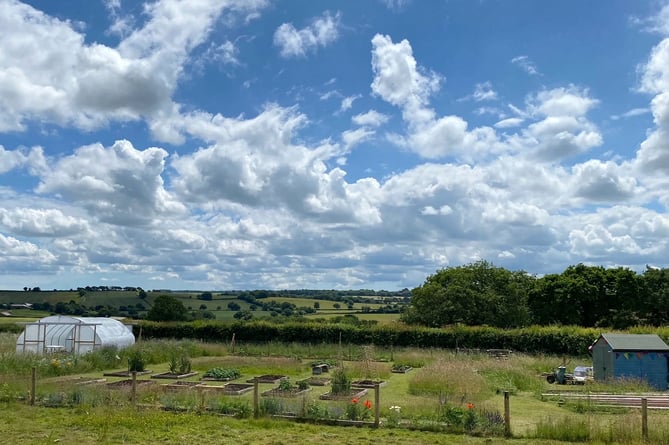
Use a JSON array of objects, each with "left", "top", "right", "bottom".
[
  {"left": 374, "top": 382, "right": 380, "bottom": 428},
  {"left": 199, "top": 387, "right": 206, "bottom": 413},
  {"left": 253, "top": 378, "right": 259, "bottom": 418},
  {"left": 504, "top": 391, "right": 511, "bottom": 437},
  {"left": 131, "top": 371, "right": 137, "bottom": 405},
  {"left": 641, "top": 397, "right": 648, "bottom": 442},
  {"left": 230, "top": 333, "right": 236, "bottom": 354},
  {"left": 30, "top": 367, "right": 36, "bottom": 406}
]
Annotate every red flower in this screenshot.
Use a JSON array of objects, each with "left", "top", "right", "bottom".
[
  {"left": 467, "top": 403, "right": 474, "bottom": 410},
  {"left": 364, "top": 399, "right": 372, "bottom": 409},
  {"left": 351, "top": 398, "right": 358, "bottom": 404}
]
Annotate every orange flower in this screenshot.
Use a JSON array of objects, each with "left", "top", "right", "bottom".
[
  {"left": 364, "top": 399, "right": 372, "bottom": 409},
  {"left": 467, "top": 403, "right": 474, "bottom": 410},
  {"left": 351, "top": 398, "right": 358, "bottom": 404}
]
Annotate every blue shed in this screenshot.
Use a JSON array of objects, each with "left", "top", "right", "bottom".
[{"left": 591, "top": 333, "right": 669, "bottom": 390}]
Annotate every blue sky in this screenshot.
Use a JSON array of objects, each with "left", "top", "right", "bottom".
[{"left": 1, "top": 0, "right": 669, "bottom": 291}]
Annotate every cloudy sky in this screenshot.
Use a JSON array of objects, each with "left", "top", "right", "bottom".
[{"left": 1, "top": 0, "right": 669, "bottom": 291}]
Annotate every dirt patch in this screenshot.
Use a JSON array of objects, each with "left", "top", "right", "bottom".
[
  {"left": 262, "top": 387, "right": 312, "bottom": 398},
  {"left": 107, "top": 379, "right": 155, "bottom": 389},
  {"left": 298, "top": 377, "right": 331, "bottom": 386},
  {"left": 246, "top": 374, "right": 286, "bottom": 384},
  {"left": 151, "top": 371, "right": 199, "bottom": 380},
  {"left": 351, "top": 380, "right": 385, "bottom": 388}
]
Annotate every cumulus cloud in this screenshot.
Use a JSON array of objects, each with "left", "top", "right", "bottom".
[
  {"left": 273, "top": 11, "right": 341, "bottom": 58},
  {"left": 36, "top": 140, "right": 184, "bottom": 226},
  {"left": 0, "top": 208, "right": 88, "bottom": 237},
  {"left": 0, "top": 0, "right": 267, "bottom": 132}
]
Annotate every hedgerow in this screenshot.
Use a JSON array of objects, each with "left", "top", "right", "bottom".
[{"left": 133, "top": 321, "right": 609, "bottom": 355}]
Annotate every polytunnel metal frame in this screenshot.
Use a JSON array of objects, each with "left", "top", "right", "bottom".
[{"left": 17, "top": 318, "right": 103, "bottom": 355}]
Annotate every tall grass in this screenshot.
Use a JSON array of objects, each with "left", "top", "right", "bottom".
[{"left": 408, "top": 357, "right": 488, "bottom": 403}]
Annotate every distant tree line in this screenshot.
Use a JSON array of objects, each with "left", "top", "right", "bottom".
[{"left": 404, "top": 260, "right": 669, "bottom": 329}]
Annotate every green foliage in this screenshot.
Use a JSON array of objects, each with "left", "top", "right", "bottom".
[
  {"left": 534, "top": 416, "right": 590, "bottom": 442},
  {"left": 146, "top": 295, "right": 189, "bottom": 322},
  {"left": 168, "top": 352, "right": 191, "bottom": 374},
  {"left": 345, "top": 398, "right": 372, "bottom": 420},
  {"left": 202, "top": 367, "right": 241, "bottom": 380},
  {"left": 404, "top": 260, "right": 532, "bottom": 328},
  {"left": 127, "top": 350, "right": 145, "bottom": 372},
  {"left": 278, "top": 378, "right": 294, "bottom": 391},
  {"left": 331, "top": 366, "right": 351, "bottom": 395}
]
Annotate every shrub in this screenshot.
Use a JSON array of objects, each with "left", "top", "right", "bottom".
[{"left": 331, "top": 366, "right": 351, "bottom": 395}]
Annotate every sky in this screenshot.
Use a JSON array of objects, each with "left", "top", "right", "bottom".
[{"left": 1, "top": 0, "right": 669, "bottom": 291}]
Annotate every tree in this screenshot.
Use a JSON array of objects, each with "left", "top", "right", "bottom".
[
  {"left": 227, "top": 301, "right": 241, "bottom": 311},
  {"left": 146, "top": 295, "right": 189, "bottom": 321},
  {"left": 333, "top": 303, "right": 341, "bottom": 310},
  {"left": 403, "top": 260, "right": 532, "bottom": 328}
]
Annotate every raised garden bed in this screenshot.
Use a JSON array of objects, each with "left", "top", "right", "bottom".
[
  {"left": 201, "top": 368, "right": 241, "bottom": 381},
  {"left": 319, "top": 388, "right": 368, "bottom": 401},
  {"left": 103, "top": 370, "right": 152, "bottom": 377},
  {"left": 217, "top": 383, "right": 253, "bottom": 396},
  {"left": 246, "top": 374, "right": 286, "bottom": 384},
  {"left": 262, "top": 387, "right": 312, "bottom": 398},
  {"left": 151, "top": 371, "right": 199, "bottom": 380},
  {"left": 161, "top": 381, "right": 204, "bottom": 392},
  {"left": 391, "top": 365, "right": 413, "bottom": 374},
  {"left": 351, "top": 380, "right": 385, "bottom": 388},
  {"left": 107, "top": 379, "right": 155, "bottom": 389},
  {"left": 298, "top": 376, "right": 331, "bottom": 386}
]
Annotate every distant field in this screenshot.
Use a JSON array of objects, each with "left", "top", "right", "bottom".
[{"left": 0, "top": 290, "right": 405, "bottom": 323}]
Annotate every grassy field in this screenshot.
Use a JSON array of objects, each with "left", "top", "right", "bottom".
[
  {"left": 0, "top": 289, "right": 401, "bottom": 322},
  {"left": 1, "top": 330, "right": 668, "bottom": 444}
]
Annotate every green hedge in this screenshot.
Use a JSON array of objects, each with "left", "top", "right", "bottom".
[{"left": 134, "top": 321, "right": 614, "bottom": 355}]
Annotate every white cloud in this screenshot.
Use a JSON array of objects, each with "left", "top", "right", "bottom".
[
  {"left": 273, "top": 11, "right": 341, "bottom": 58},
  {"left": 342, "top": 127, "right": 375, "bottom": 148},
  {"left": 340, "top": 95, "right": 361, "bottom": 112},
  {"left": 494, "top": 117, "right": 524, "bottom": 128},
  {"left": 0, "top": 0, "right": 267, "bottom": 132},
  {"left": 0, "top": 208, "right": 88, "bottom": 237},
  {"left": 610, "top": 107, "right": 650, "bottom": 120},
  {"left": 36, "top": 140, "right": 185, "bottom": 226},
  {"left": 511, "top": 55, "right": 539, "bottom": 75},
  {"left": 370, "top": 34, "right": 440, "bottom": 111},
  {"left": 352, "top": 110, "right": 389, "bottom": 127},
  {"left": 459, "top": 81, "right": 498, "bottom": 102}
]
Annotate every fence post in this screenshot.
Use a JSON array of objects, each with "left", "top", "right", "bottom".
[
  {"left": 30, "top": 366, "right": 36, "bottom": 406},
  {"left": 374, "top": 382, "right": 380, "bottom": 428},
  {"left": 253, "top": 378, "right": 259, "bottom": 418},
  {"left": 641, "top": 397, "right": 648, "bottom": 442},
  {"left": 131, "top": 371, "right": 137, "bottom": 406},
  {"left": 504, "top": 391, "right": 511, "bottom": 437}
]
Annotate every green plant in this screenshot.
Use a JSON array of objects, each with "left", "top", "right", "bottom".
[
  {"left": 331, "top": 366, "right": 351, "bottom": 395},
  {"left": 278, "top": 378, "right": 294, "bottom": 392},
  {"left": 345, "top": 397, "right": 372, "bottom": 421},
  {"left": 127, "top": 350, "right": 145, "bottom": 372},
  {"left": 202, "top": 367, "right": 241, "bottom": 380},
  {"left": 297, "top": 380, "right": 309, "bottom": 391}
]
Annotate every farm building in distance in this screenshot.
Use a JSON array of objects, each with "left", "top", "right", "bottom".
[
  {"left": 16, "top": 315, "right": 135, "bottom": 355},
  {"left": 591, "top": 333, "right": 669, "bottom": 390}
]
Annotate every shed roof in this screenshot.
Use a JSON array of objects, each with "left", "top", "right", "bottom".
[{"left": 599, "top": 333, "right": 669, "bottom": 351}]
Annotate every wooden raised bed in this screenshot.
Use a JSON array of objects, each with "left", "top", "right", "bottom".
[
  {"left": 107, "top": 379, "right": 155, "bottom": 389},
  {"left": 151, "top": 371, "right": 199, "bottom": 380},
  {"left": 262, "top": 387, "right": 312, "bottom": 398},
  {"left": 351, "top": 380, "right": 385, "bottom": 389},
  {"left": 246, "top": 375, "right": 286, "bottom": 384},
  {"left": 298, "top": 376, "right": 331, "bottom": 386},
  {"left": 103, "top": 370, "right": 152, "bottom": 377},
  {"left": 319, "top": 388, "right": 368, "bottom": 401},
  {"left": 201, "top": 383, "right": 254, "bottom": 395}
]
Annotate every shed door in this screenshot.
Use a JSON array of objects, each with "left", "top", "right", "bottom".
[{"left": 593, "top": 345, "right": 611, "bottom": 381}]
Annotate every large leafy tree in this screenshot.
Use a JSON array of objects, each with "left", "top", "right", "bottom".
[
  {"left": 146, "top": 295, "right": 189, "bottom": 322},
  {"left": 403, "top": 260, "right": 532, "bottom": 328}
]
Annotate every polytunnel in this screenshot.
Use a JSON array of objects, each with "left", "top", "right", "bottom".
[{"left": 16, "top": 315, "right": 135, "bottom": 354}]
